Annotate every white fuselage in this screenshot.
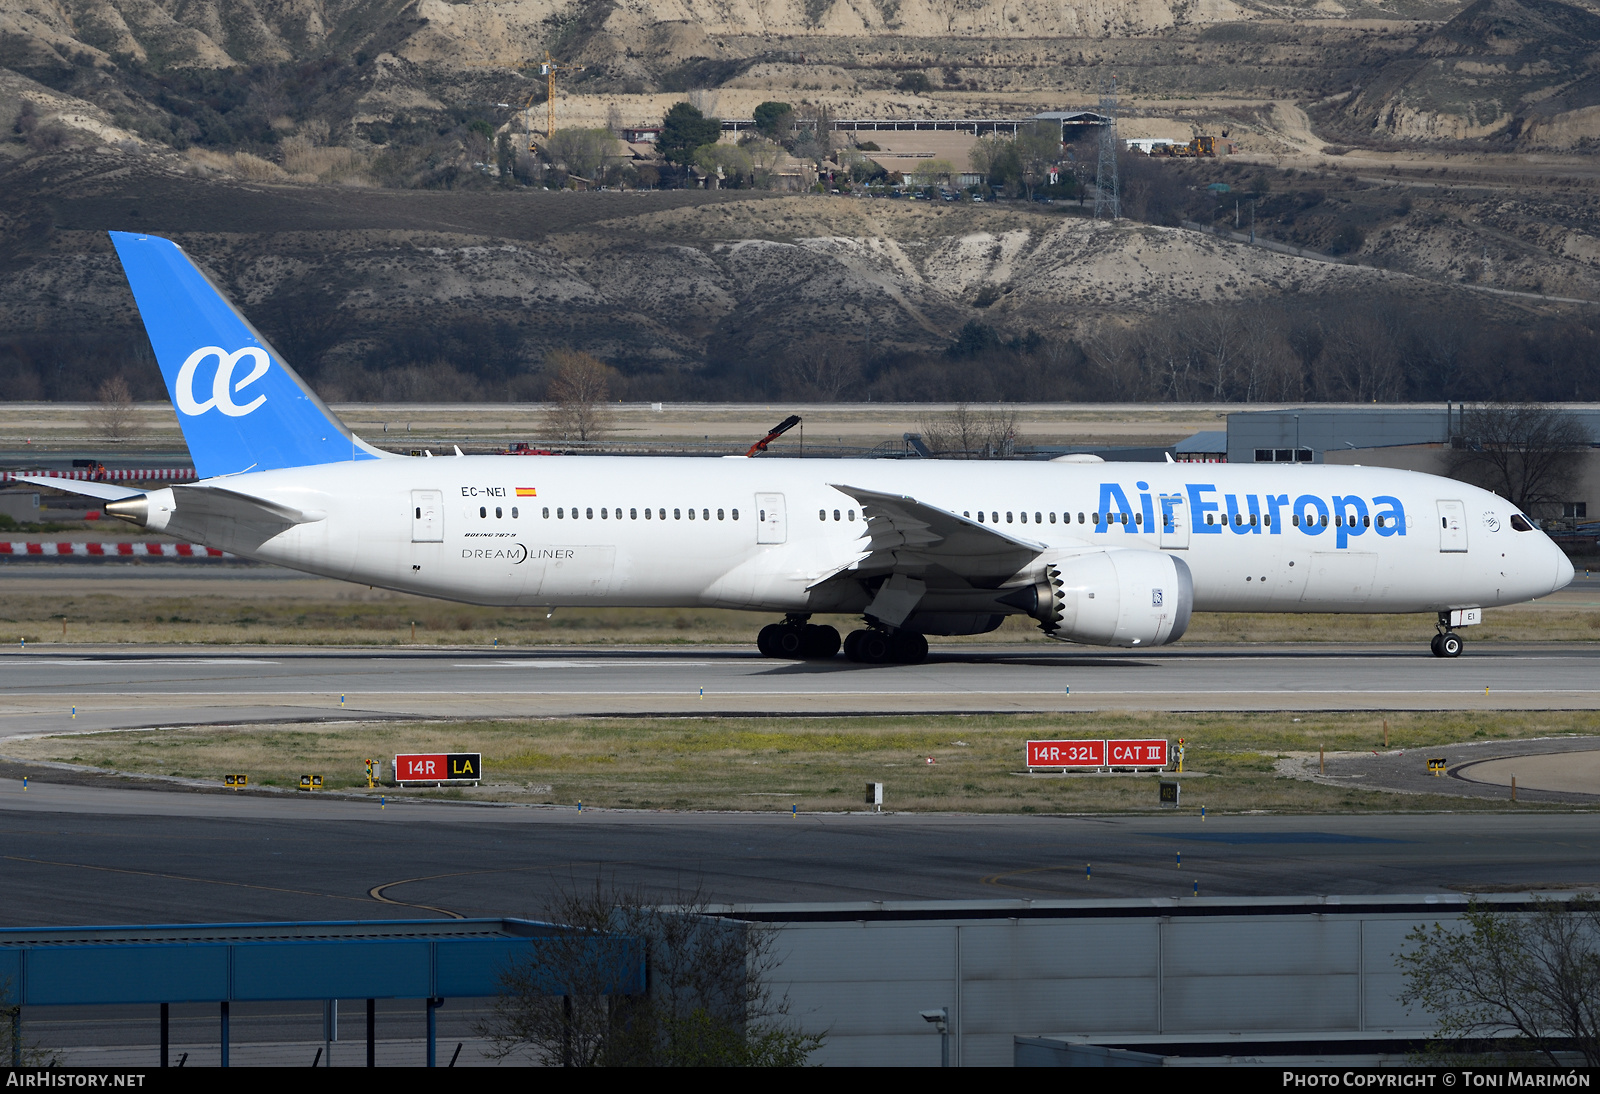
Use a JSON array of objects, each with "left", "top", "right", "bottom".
[{"left": 148, "top": 456, "right": 1574, "bottom": 626}]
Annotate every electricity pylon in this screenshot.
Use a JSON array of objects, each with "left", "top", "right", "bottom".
[{"left": 1093, "top": 76, "right": 1121, "bottom": 221}]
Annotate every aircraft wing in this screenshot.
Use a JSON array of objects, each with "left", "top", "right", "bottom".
[{"left": 827, "top": 484, "right": 1045, "bottom": 588}]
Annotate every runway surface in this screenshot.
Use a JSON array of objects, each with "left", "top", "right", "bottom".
[
  {"left": 3, "top": 643, "right": 1599, "bottom": 733},
  {"left": 2, "top": 781, "right": 1598, "bottom": 924}
]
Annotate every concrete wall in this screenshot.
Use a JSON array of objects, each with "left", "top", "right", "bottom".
[
  {"left": 0, "top": 491, "right": 40, "bottom": 522},
  {"left": 749, "top": 897, "right": 1466, "bottom": 1067}
]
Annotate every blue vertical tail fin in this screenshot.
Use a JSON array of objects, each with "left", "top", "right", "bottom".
[{"left": 110, "top": 231, "right": 389, "bottom": 479}]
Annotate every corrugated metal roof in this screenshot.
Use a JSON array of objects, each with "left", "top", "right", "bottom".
[{"left": 1174, "top": 430, "right": 1228, "bottom": 454}]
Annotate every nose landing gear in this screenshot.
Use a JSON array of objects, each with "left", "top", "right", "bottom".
[
  {"left": 1431, "top": 628, "right": 1463, "bottom": 658},
  {"left": 757, "top": 615, "right": 841, "bottom": 660}
]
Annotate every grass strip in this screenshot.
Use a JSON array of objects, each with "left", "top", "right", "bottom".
[{"left": 8, "top": 710, "right": 1596, "bottom": 815}]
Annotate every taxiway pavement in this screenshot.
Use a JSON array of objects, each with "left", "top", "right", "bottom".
[{"left": 2, "top": 784, "right": 1597, "bottom": 924}]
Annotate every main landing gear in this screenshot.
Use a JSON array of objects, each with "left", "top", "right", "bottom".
[
  {"left": 842, "top": 627, "right": 928, "bottom": 665},
  {"left": 757, "top": 615, "right": 841, "bottom": 660},
  {"left": 1430, "top": 622, "right": 1464, "bottom": 658},
  {"left": 755, "top": 617, "right": 930, "bottom": 664}
]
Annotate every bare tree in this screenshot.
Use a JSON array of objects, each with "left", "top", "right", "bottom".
[
  {"left": 1235, "top": 305, "right": 1300, "bottom": 403},
  {"left": 91, "top": 374, "right": 138, "bottom": 441},
  {"left": 1398, "top": 895, "right": 1600, "bottom": 1066},
  {"left": 1318, "top": 312, "right": 1403, "bottom": 402},
  {"left": 1079, "top": 321, "right": 1143, "bottom": 400},
  {"left": 479, "top": 881, "right": 821, "bottom": 1066},
  {"left": 2, "top": 979, "right": 56, "bottom": 1066},
  {"left": 781, "top": 336, "right": 861, "bottom": 401},
  {"left": 1446, "top": 403, "right": 1590, "bottom": 515},
  {"left": 542, "top": 349, "right": 615, "bottom": 443},
  {"left": 918, "top": 403, "right": 1020, "bottom": 458}
]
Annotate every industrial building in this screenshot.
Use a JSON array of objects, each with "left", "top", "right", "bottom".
[{"left": 1178, "top": 406, "right": 1600, "bottom": 524}]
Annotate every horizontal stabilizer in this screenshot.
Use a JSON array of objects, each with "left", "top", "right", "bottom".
[{"left": 11, "top": 475, "right": 143, "bottom": 502}]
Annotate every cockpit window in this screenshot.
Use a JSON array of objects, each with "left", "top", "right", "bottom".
[{"left": 1510, "top": 514, "right": 1534, "bottom": 532}]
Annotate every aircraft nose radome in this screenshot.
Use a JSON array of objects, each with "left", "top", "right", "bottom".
[{"left": 1554, "top": 547, "right": 1575, "bottom": 593}]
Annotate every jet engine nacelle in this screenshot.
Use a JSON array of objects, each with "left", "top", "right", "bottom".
[{"left": 1010, "top": 549, "right": 1193, "bottom": 648}]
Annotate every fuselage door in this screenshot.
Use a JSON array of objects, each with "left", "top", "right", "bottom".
[
  {"left": 411, "top": 489, "right": 444, "bottom": 542},
  {"left": 1159, "top": 493, "right": 1189, "bottom": 549},
  {"left": 1437, "top": 499, "right": 1468, "bottom": 553},
  {"left": 756, "top": 493, "right": 787, "bottom": 545}
]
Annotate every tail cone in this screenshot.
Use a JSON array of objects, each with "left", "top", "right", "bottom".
[{"left": 105, "top": 495, "right": 150, "bottom": 527}]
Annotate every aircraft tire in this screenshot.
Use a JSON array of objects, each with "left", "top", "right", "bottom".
[
  {"left": 890, "top": 632, "right": 928, "bottom": 664},
  {"left": 775, "top": 626, "right": 807, "bottom": 659},
  {"left": 845, "top": 629, "right": 891, "bottom": 663},
  {"left": 843, "top": 629, "right": 864, "bottom": 661},
  {"left": 857, "top": 630, "right": 892, "bottom": 663},
  {"left": 757, "top": 624, "right": 782, "bottom": 658},
  {"left": 1440, "top": 632, "right": 1463, "bottom": 658},
  {"left": 1429, "top": 634, "right": 1445, "bottom": 657},
  {"left": 803, "top": 624, "right": 841, "bottom": 659}
]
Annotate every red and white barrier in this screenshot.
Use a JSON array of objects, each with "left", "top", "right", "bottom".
[
  {"left": 2, "top": 469, "right": 198, "bottom": 484},
  {"left": 0, "top": 541, "right": 230, "bottom": 558}
]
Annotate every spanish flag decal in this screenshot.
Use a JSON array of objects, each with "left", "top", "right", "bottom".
[{"left": 515, "top": 487, "right": 537, "bottom": 497}]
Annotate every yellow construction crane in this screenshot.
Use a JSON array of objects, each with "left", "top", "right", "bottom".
[{"left": 528, "top": 51, "right": 580, "bottom": 149}]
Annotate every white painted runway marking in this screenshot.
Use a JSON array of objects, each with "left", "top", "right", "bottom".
[
  {"left": 453, "top": 660, "right": 720, "bottom": 668},
  {"left": 0, "top": 658, "right": 281, "bottom": 666},
  {"left": 7, "top": 688, "right": 1596, "bottom": 698}
]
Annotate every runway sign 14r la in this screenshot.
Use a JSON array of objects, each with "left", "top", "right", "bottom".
[{"left": 395, "top": 752, "right": 482, "bottom": 784}]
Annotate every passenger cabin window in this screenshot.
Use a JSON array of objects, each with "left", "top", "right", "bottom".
[
  {"left": 586, "top": 508, "right": 594, "bottom": 519},
  {"left": 732, "top": 509, "right": 739, "bottom": 520},
  {"left": 495, "top": 507, "right": 502, "bottom": 519},
  {"left": 479, "top": 506, "right": 486, "bottom": 518},
  {"left": 703, "top": 509, "right": 710, "bottom": 521},
  {"left": 688, "top": 508, "right": 696, "bottom": 520},
  {"left": 674, "top": 509, "right": 681, "bottom": 520},
  {"left": 847, "top": 510, "right": 855, "bottom": 521}
]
